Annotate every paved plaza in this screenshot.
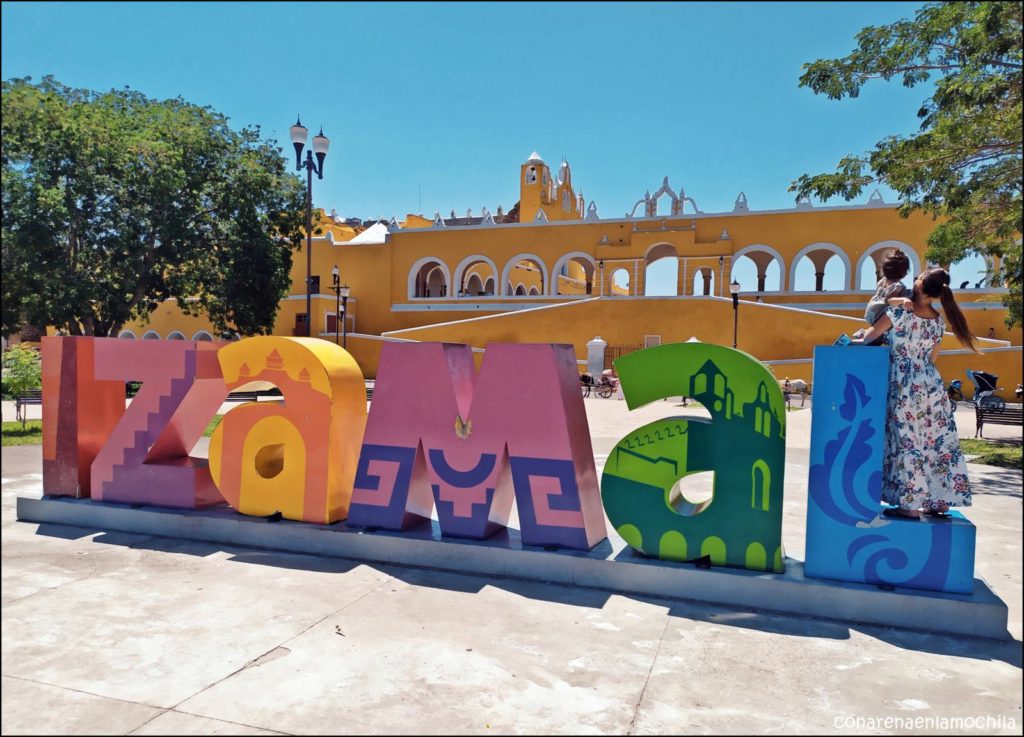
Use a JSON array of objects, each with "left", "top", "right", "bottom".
[{"left": 2, "top": 397, "right": 1021, "bottom": 735}]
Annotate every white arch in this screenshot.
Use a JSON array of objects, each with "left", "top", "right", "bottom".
[
  {"left": 167, "top": 331, "right": 186, "bottom": 340},
  {"left": 452, "top": 254, "right": 499, "bottom": 295},
  {"left": 788, "top": 242, "right": 852, "bottom": 291},
  {"left": 528, "top": 286, "right": 540, "bottom": 296},
  {"left": 610, "top": 267, "right": 631, "bottom": 296},
  {"left": 425, "top": 266, "right": 447, "bottom": 297},
  {"left": 854, "top": 240, "right": 922, "bottom": 289},
  {"left": 550, "top": 251, "right": 597, "bottom": 295},
  {"left": 464, "top": 273, "right": 484, "bottom": 296},
  {"left": 692, "top": 268, "right": 715, "bottom": 296},
  {"left": 732, "top": 244, "right": 786, "bottom": 291},
  {"left": 142, "top": 330, "right": 160, "bottom": 340},
  {"left": 644, "top": 242, "right": 680, "bottom": 262},
  {"left": 979, "top": 252, "right": 996, "bottom": 287},
  {"left": 407, "top": 256, "right": 452, "bottom": 299},
  {"left": 500, "top": 253, "right": 548, "bottom": 296},
  {"left": 483, "top": 277, "right": 495, "bottom": 295},
  {"left": 515, "top": 283, "right": 527, "bottom": 296},
  {"left": 644, "top": 242, "right": 680, "bottom": 296},
  {"left": 117, "top": 330, "right": 137, "bottom": 340},
  {"left": 191, "top": 330, "right": 213, "bottom": 341}
]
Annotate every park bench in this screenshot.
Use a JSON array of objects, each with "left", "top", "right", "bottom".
[
  {"left": 975, "top": 402, "right": 1024, "bottom": 438},
  {"left": 15, "top": 389, "right": 42, "bottom": 418}
]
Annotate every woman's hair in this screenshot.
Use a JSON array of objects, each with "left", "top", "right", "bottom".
[
  {"left": 917, "top": 268, "right": 978, "bottom": 352},
  {"left": 881, "top": 249, "right": 911, "bottom": 281}
]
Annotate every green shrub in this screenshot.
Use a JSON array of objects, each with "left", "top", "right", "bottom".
[{"left": 2, "top": 345, "right": 42, "bottom": 424}]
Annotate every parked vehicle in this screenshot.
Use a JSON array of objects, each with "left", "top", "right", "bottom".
[{"left": 580, "top": 372, "right": 617, "bottom": 399}]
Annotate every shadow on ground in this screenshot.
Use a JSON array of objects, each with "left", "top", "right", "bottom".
[
  {"left": 968, "top": 467, "right": 1024, "bottom": 498},
  {"left": 30, "top": 521, "right": 1023, "bottom": 671}
]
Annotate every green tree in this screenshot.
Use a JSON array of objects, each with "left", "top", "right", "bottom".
[
  {"left": 2, "top": 76, "right": 308, "bottom": 338},
  {"left": 790, "top": 2, "right": 1022, "bottom": 327},
  {"left": 2, "top": 344, "right": 41, "bottom": 425}
]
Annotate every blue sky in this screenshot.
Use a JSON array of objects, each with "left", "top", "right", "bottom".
[{"left": 1, "top": 1, "right": 986, "bottom": 292}]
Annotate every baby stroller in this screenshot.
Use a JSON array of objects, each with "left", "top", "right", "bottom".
[{"left": 965, "top": 369, "right": 1005, "bottom": 410}]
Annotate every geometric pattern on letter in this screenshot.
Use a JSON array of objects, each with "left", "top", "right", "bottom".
[
  {"left": 348, "top": 342, "right": 606, "bottom": 549},
  {"left": 41, "top": 337, "right": 125, "bottom": 498},
  {"left": 208, "top": 337, "right": 366, "bottom": 523},
  {"left": 89, "top": 338, "right": 226, "bottom": 508}
]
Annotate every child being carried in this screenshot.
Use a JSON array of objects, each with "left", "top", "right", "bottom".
[{"left": 853, "top": 249, "right": 911, "bottom": 346}]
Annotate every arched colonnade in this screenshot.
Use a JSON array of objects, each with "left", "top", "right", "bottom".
[{"left": 403, "top": 240, "right": 1000, "bottom": 298}]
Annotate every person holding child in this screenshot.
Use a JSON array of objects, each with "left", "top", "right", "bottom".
[{"left": 852, "top": 267, "right": 978, "bottom": 517}]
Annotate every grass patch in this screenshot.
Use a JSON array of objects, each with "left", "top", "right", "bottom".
[
  {"left": 960, "top": 439, "right": 1023, "bottom": 469},
  {"left": 204, "top": 414, "right": 223, "bottom": 437},
  {"left": 1, "top": 420, "right": 43, "bottom": 446},
  {"left": 2, "top": 415, "right": 223, "bottom": 446}
]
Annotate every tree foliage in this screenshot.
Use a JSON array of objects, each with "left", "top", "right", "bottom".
[
  {"left": 790, "top": 2, "right": 1022, "bottom": 327},
  {"left": 2, "top": 76, "right": 307, "bottom": 337}
]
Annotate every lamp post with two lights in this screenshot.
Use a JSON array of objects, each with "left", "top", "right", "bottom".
[{"left": 289, "top": 117, "right": 330, "bottom": 336}]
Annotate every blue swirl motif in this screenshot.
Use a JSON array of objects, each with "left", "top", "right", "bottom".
[
  {"left": 811, "top": 373, "right": 953, "bottom": 588},
  {"left": 846, "top": 528, "right": 953, "bottom": 590},
  {"left": 809, "top": 374, "right": 882, "bottom": 525}
]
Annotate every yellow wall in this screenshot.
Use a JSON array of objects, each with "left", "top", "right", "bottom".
[
  {"left": 381, "top": 297, "right": 1022, "bottom": 399},
  {"left": 124, "top": 156, "right": 1020, "bottom": 395}
]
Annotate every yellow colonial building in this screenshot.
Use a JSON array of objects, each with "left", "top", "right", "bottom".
[{"left": 126, "top": 152, "right": 1022, "bottom": 398}]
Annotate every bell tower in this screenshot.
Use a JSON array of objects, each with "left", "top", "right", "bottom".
[{"left": 520, "top": 151, "right": 548, "bottom": 222}]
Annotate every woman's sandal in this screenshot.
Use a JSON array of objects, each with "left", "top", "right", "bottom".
[{"left": 883, "top": 508, "right": 920, "bottom": 518}]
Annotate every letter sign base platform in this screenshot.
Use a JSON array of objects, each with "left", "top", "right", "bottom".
[{"left": 17, "top": 495, "right": 1010, "bottom": 640}]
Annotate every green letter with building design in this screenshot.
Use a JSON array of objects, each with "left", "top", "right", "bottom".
[{"left": 601, "top": 343, "right": 786, "bottom": 572}]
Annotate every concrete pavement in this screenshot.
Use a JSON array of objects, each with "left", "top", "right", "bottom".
[{"left": 2, "top": 397, "right": 1021, "bottom": 734}]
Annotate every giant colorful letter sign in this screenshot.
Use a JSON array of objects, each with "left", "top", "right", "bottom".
[
  {"left": 41, "top": 337, "right": 125, "bottom": 498},
  {"left": 804, "top": 346, "right": 976, "bottom": 593},
  {"left": 601, "top": 343, "right": 786, "bottom": 572},
  {"left": 37, "top": 335, "right": 984, "bottom": 600},
  {"left": 347, "top": 342, "right": 606, "bottom": 550},
  {"left": 208, "top": 337, "right": 367, "bottom": 524},
  {"left": 89, "top": 338, "right": 227, "bottom": 508}
]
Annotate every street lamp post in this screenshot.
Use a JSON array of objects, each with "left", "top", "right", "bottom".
[
  {"left": 340, "top": 284, "right": 350, "bottom": 349},
  {"left": 331, "top": 265, "right": 341, "bottom": 345},
  {"left": 290, "top": 117, "right": 329, "bottom": 337},
  {"left": 730, "top": 279, "right": 741, "bottom": 349},
  {"left": 329, "top": 265, "right": 351, "bottom": 348},
  {"left": 598, "top": 259, "right": 605, "bottom": 296}
]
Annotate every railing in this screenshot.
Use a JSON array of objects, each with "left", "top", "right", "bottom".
[{"left": 604, "top": 344, "right": 643, "bottom": 371}]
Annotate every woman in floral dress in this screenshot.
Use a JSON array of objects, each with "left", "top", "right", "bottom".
[{"left": 853, "top": 268, "right": 978, "bottom": 516}]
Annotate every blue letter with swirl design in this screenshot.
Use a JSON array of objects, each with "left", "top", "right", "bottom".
[{"left": 805, "top": 347, "right": 975, "bottom": 594}]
